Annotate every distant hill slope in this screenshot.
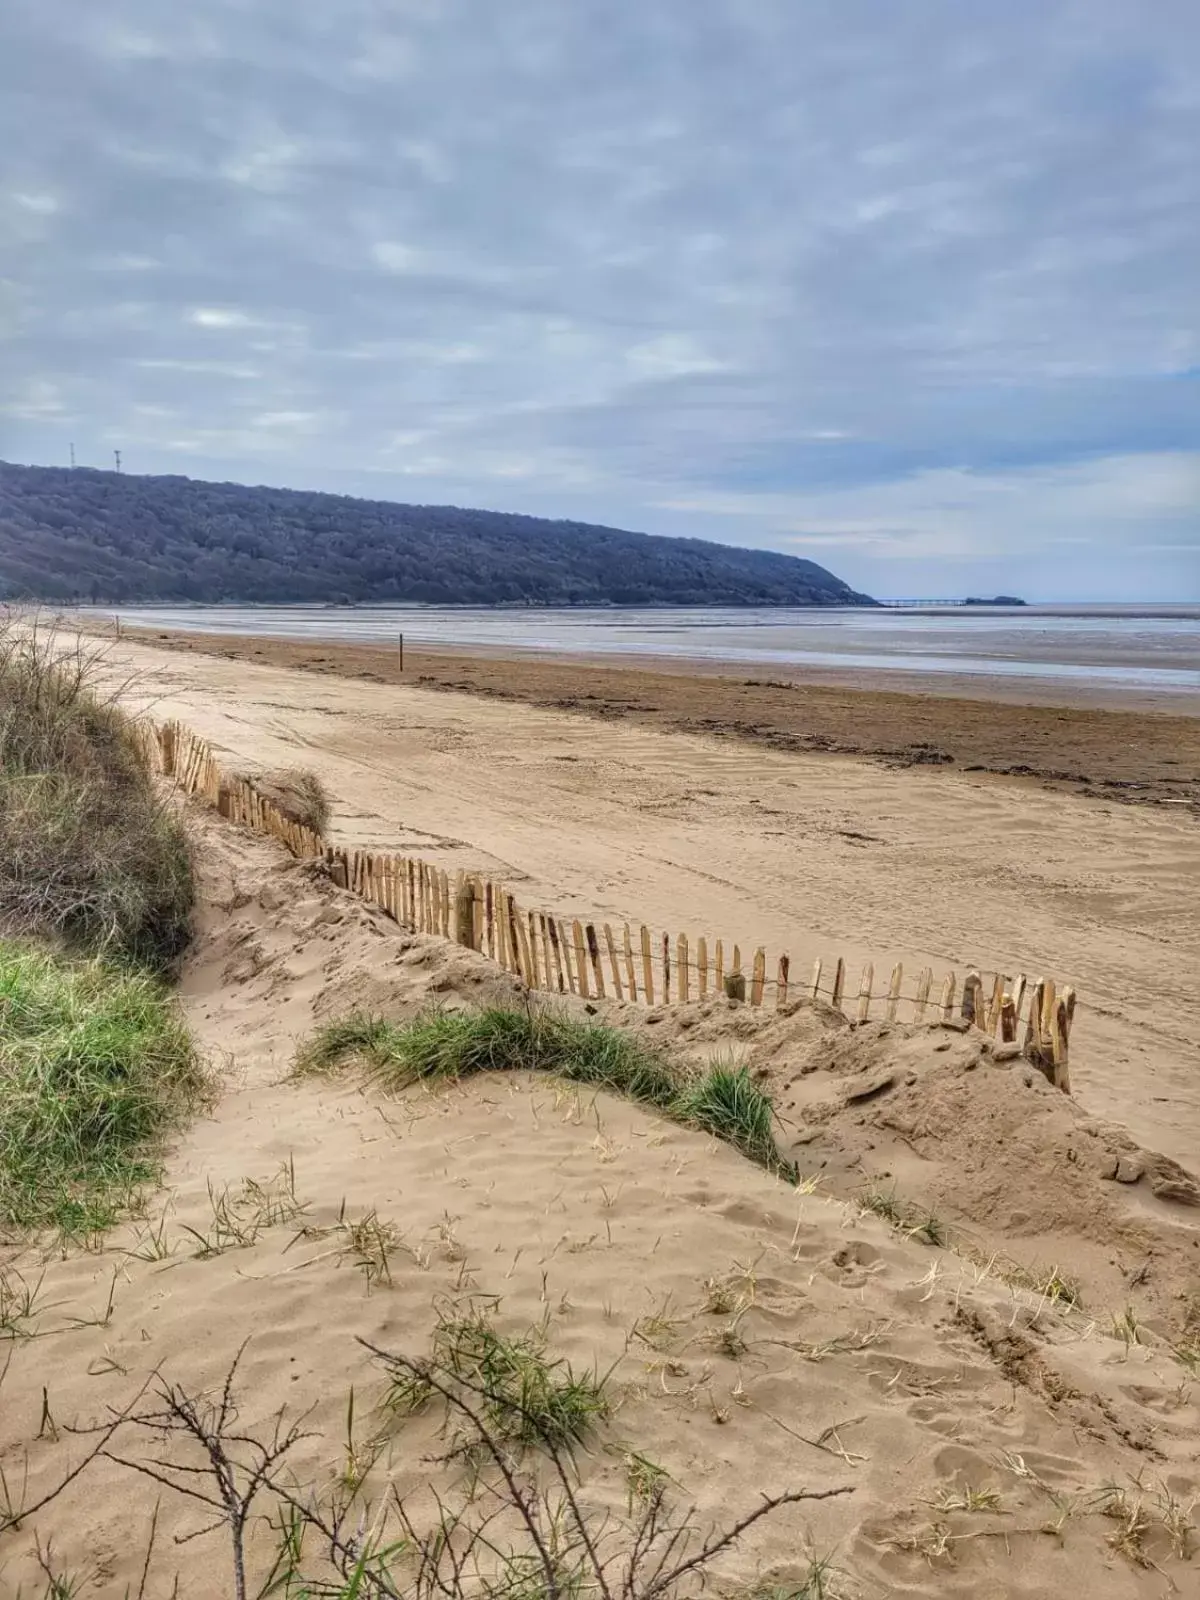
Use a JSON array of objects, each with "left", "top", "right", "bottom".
[{"left": 0, "top": 462, "right": 873, "bottom": 607}]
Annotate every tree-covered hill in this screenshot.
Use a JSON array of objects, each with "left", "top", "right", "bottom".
[{"left": 0, "top": 461, "right": 874, "bottom": 607}]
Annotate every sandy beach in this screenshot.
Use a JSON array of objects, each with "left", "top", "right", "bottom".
[
  {"left": 90, "top": 625, "right": 1200, "bottom": 1169},
  {"left": 3, "top": 625, "right": 1198, "bottom": 1596}
]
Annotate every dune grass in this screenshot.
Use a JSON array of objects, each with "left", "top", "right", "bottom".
[
  {"left": 0, "top": 615, "right": 193, "bottom": 969},
  {"left": 245, "top": 765, "right": 331, "bottom": 834},
  {"left": 298, "top": 1004, "right": 796, "bottom": 1178},
  {"left": 0, "top": 939, "right": 208, "bottom": 1233}
]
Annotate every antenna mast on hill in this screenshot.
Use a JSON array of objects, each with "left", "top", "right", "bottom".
[{"left": 113, "top": 450, "right": 122, "bottom": 473}]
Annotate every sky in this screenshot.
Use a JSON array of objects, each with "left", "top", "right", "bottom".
[{"left": 2, "top": 0, "right": 1197, "bottom": 601}]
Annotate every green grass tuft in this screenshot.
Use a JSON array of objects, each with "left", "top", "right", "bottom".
[
  {"left": 299, "top": 1006, "right": 795, "bottom": 1177},
  {"left": 673, "top": 1061, "right": 795, "bottom": 1177},
  {"left": 0, "top": 939, "right": 207, "bottom": 1232}
]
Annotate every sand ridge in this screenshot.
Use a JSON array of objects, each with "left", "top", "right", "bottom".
[{"left": 2, "top": 813, "right": 1198, "bottom": 1597}]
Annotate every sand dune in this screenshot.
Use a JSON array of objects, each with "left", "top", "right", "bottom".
[{"left": 2, "top": 811, "right": 1197, "bottom": 1596}]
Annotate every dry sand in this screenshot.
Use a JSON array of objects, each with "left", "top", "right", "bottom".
[
  {"left": 91, "top": 630, "right": 1200, "bottom": 1170},
  {"left": 2, "top": 812, "right": 1198, "bottom": 1597}
]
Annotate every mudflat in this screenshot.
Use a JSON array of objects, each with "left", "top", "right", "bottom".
[{"left": 99, "top": 621, "right": 1200, "bottom": 810}]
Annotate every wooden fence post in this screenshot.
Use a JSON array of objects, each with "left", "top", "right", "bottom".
[
  {"left": 856, "top": 962, "right": 873, "bottom": 1022},
  {"left": 604, "top": 924, "right": 624, "bottom": 1000},
  {"left": 776, "top": 953, "right": 789, "bottom": 1009},
  {"left": 623, "top": 924, "right": 638, "bottom": 1002},
  {"left": 831, "top": 958, "right": 845, "bottom": 1012},
  {"left": 697, "top": 936, "right": 708, "bottom": 1000},
  {"left": 914, "top": 967, "right": 932, "bottom": 1022},
  {"left": 886, "top": 963, "right": 903, "bottom": 1023},
  {"left": 750, "top": 948, "right": 766, "bottom": 1007},
  {"left": 640, "top": 926, "right": 654, "bottom": 1004},
  {"left": 678, "top": 934, "right": 689, "bottom": 1004}
]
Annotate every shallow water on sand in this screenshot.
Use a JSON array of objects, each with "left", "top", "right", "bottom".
[{"left": 87, "top": 603, "right": 1200, "bottom": 694}]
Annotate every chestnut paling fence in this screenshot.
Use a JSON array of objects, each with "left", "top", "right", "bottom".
[{"left": 149, "top": 718, "right": 1078, "bottom": 1090}]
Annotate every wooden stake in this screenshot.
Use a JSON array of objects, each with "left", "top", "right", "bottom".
[
  {"left": 455, "top": 876, "right": 477, "bottom": 949},
  {"left": 558, "top": 919, "right": 577, "bottom": 992},
  {"left": 776, "top": 953, "right": 790, "bottom": 1009},
  {"left": 697, "top": 937, "right": 708, "bottom": 1000},
  {"left": 623, "top": 923, "right": 638, "bottom": 1002},
  {"left": 604, "top": 924, "right": 624, "bottom": 1000},
  {"left": 1040, "top": 978, "right": 1057, "bottom": 1046},
  {"left": 546, "top": 916, "right": 565, "bottom": 993},
  {"left": 714, "top": 939, "right": 724, "bottom": 992},
  {"left": 662, "top": 932, "right": 671, "bottom": 1004},
  {"left": 940, "top": 972, "right": 957, "bottom": 1021},
  {"left": 831, "top": 958, "right": 846, "bottom": 1011},
  {"left": 640, "top": 926, "right": 654, "bottom": 1004},
  {"left": 1023, "top": 978, "right": 1045, "bottom": 1058},
  {"left": 961, "top": 970, "right": 984, "bottom": 1027},
  {"left": 986, "top": 974, "right": 1005, "bottom": 1035},
  {"left": 1000, "top": 994, "right": 1017, "bottom": 1042},
  {"left": 810, "top": 957, "right": 822, "bottom": 1002},
  {"left": 539, "top": 913, "right": 553, "bottom": 992},
  {"left": 573, "top": 920, "right": 590, "bottom": 998},
  {"left": 856, "top": 963, "right": 873, "bottom": 1023},
  {"left": 1010, "top": 973, "right": 1027, "bottom": 1023},
  {"left": 885, "top": 963, "right": 903, "bottom": 1023},
  {"left": 526, "top": 911, "right": 541, "bottom": 987},
  {"left": 677, "top": 935, "right": 689, "bottom": 1003},
  {"left": 751, "top": 948, "right": 766, "bottom": 1007},
  {"left": 1050, "top": 995, "right": 1072, "bottom": 1093},
  {"left": 514, "top": 902, "right": 535, "bottom": 987},
  {"left": 914, "top": 967, "right": 932, "bottom": 1022},
  {"left": 585, "top": 924, "right": 605, "bottom": 998},
  {"left": 484, "top": 881, "right": 495, "bottom": 960}
]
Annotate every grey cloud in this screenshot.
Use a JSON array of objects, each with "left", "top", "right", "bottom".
[{"left": 2, "top": 0, "right": 1197, "bottom": 597}]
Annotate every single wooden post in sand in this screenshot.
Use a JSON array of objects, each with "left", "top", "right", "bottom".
[
  {"left": 776, "top": 953, "right": 790, "bottom": 1009},
  {"left": 1023, "top": 978, "right": 1045, "bottom": 1057},
  {"left": 731, "top": 944, "right": 742, "bottom": 984},
  {"left": 558, "top": 919, "right": 577, "bottom": 992},
  {"left": 1000, "top": 993, "right": 1017, "bottom": 1042},
  {"left": 961, "top": 970, "right": 984, "bottom": 1027},
  {"left": 1040, "top": 978, "right": 1058, "bottom": 1047},
  {"left": 1010, "top": 973, "right": 1027, "bottom": 1024},
  {"left": 723, "top": 970, "right": 746, "bottom": 1002},
  {"left": 697, "top": 937, "right": 709, "bottom": 1000},
  {"left": 1050, "top": 988, "right": 1074, "bottom": 1093},
  {"left": 714, "top": 939, "right": 725, "bottom": 993},
  {"left": 585, "top": 924, "right": 606, "bottom": 998},
  {"left": 545, "top": 916, "right": 563, "bottom": 991},
  {"left": 750, "top": 948, "right": 766, "bottom": 1007},
  {"left": 526, "top": 911, "right": 541, "bottom": 987},
  {"left": 885, "top": 963, "right": 903, "bottom": 1023},
  {"left": 678, "top": 935, "right": 690, "bottom": 1004},
  {"left": 986, "top": 974, "right": 1006, "bottom": 1035},
  {"left": 540, "top": 914, "right": 555, "bottom": 992},
  {"left": 856, "top": 962, "right": 874, "bottom": 1023},
  {"left": 604, "top": 924, "right": 623, "bottom": 1000},
  {"left": 831, "top": 957, "right": 846, "bottom": 1012},
  {"left": 939, "top": 972, "right": 957, "bottom": 1021},
  {"left": 515, "top": 904, "right": 536, "bottom": 987},
  {"left": 483, "top": 881, "right": 494, "bottom": 959},
  {"left": 570, "top": 920, "right": 589, "bottom": 998},
  {"left": 623, "top": 923, "right": 638, "bottom": 1002},
  {"left": 455, "top": 875, "right": 477, "bottom": 949},
  {"left": 662, "top": 932, "right": 671, "bottom": 1004},
  {"left": 398, "top": 632, "right": 404, "bottom": 672},
  {"left": 545, "top": 915, "right": 564, "bottom": 992},
  {"left": 913, "top": 967, "right": 932, "bottom": 1022},
  {"left": 809, "top": 957, "right": 822, "bottom": 1003},
  {"left": 640, "top": 925, "right": 654, "bottom": 1004}
]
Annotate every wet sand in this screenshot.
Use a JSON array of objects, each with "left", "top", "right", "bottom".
[{"left": 101, "top": 621, "right": 1200, "bottom": 812}]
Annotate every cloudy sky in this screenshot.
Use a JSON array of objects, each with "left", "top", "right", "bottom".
[{"left": 2, "top": 0, "right": 1197, "bottom": 599}]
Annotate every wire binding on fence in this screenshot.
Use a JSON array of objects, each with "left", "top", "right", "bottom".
[{"left": 147, "top": 717, "right": 1078, "bottom": 1090}]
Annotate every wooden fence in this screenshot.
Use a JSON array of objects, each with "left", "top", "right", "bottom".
[{"left": 150, "top": 718, "right": 1077, "bottom": 1089}]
